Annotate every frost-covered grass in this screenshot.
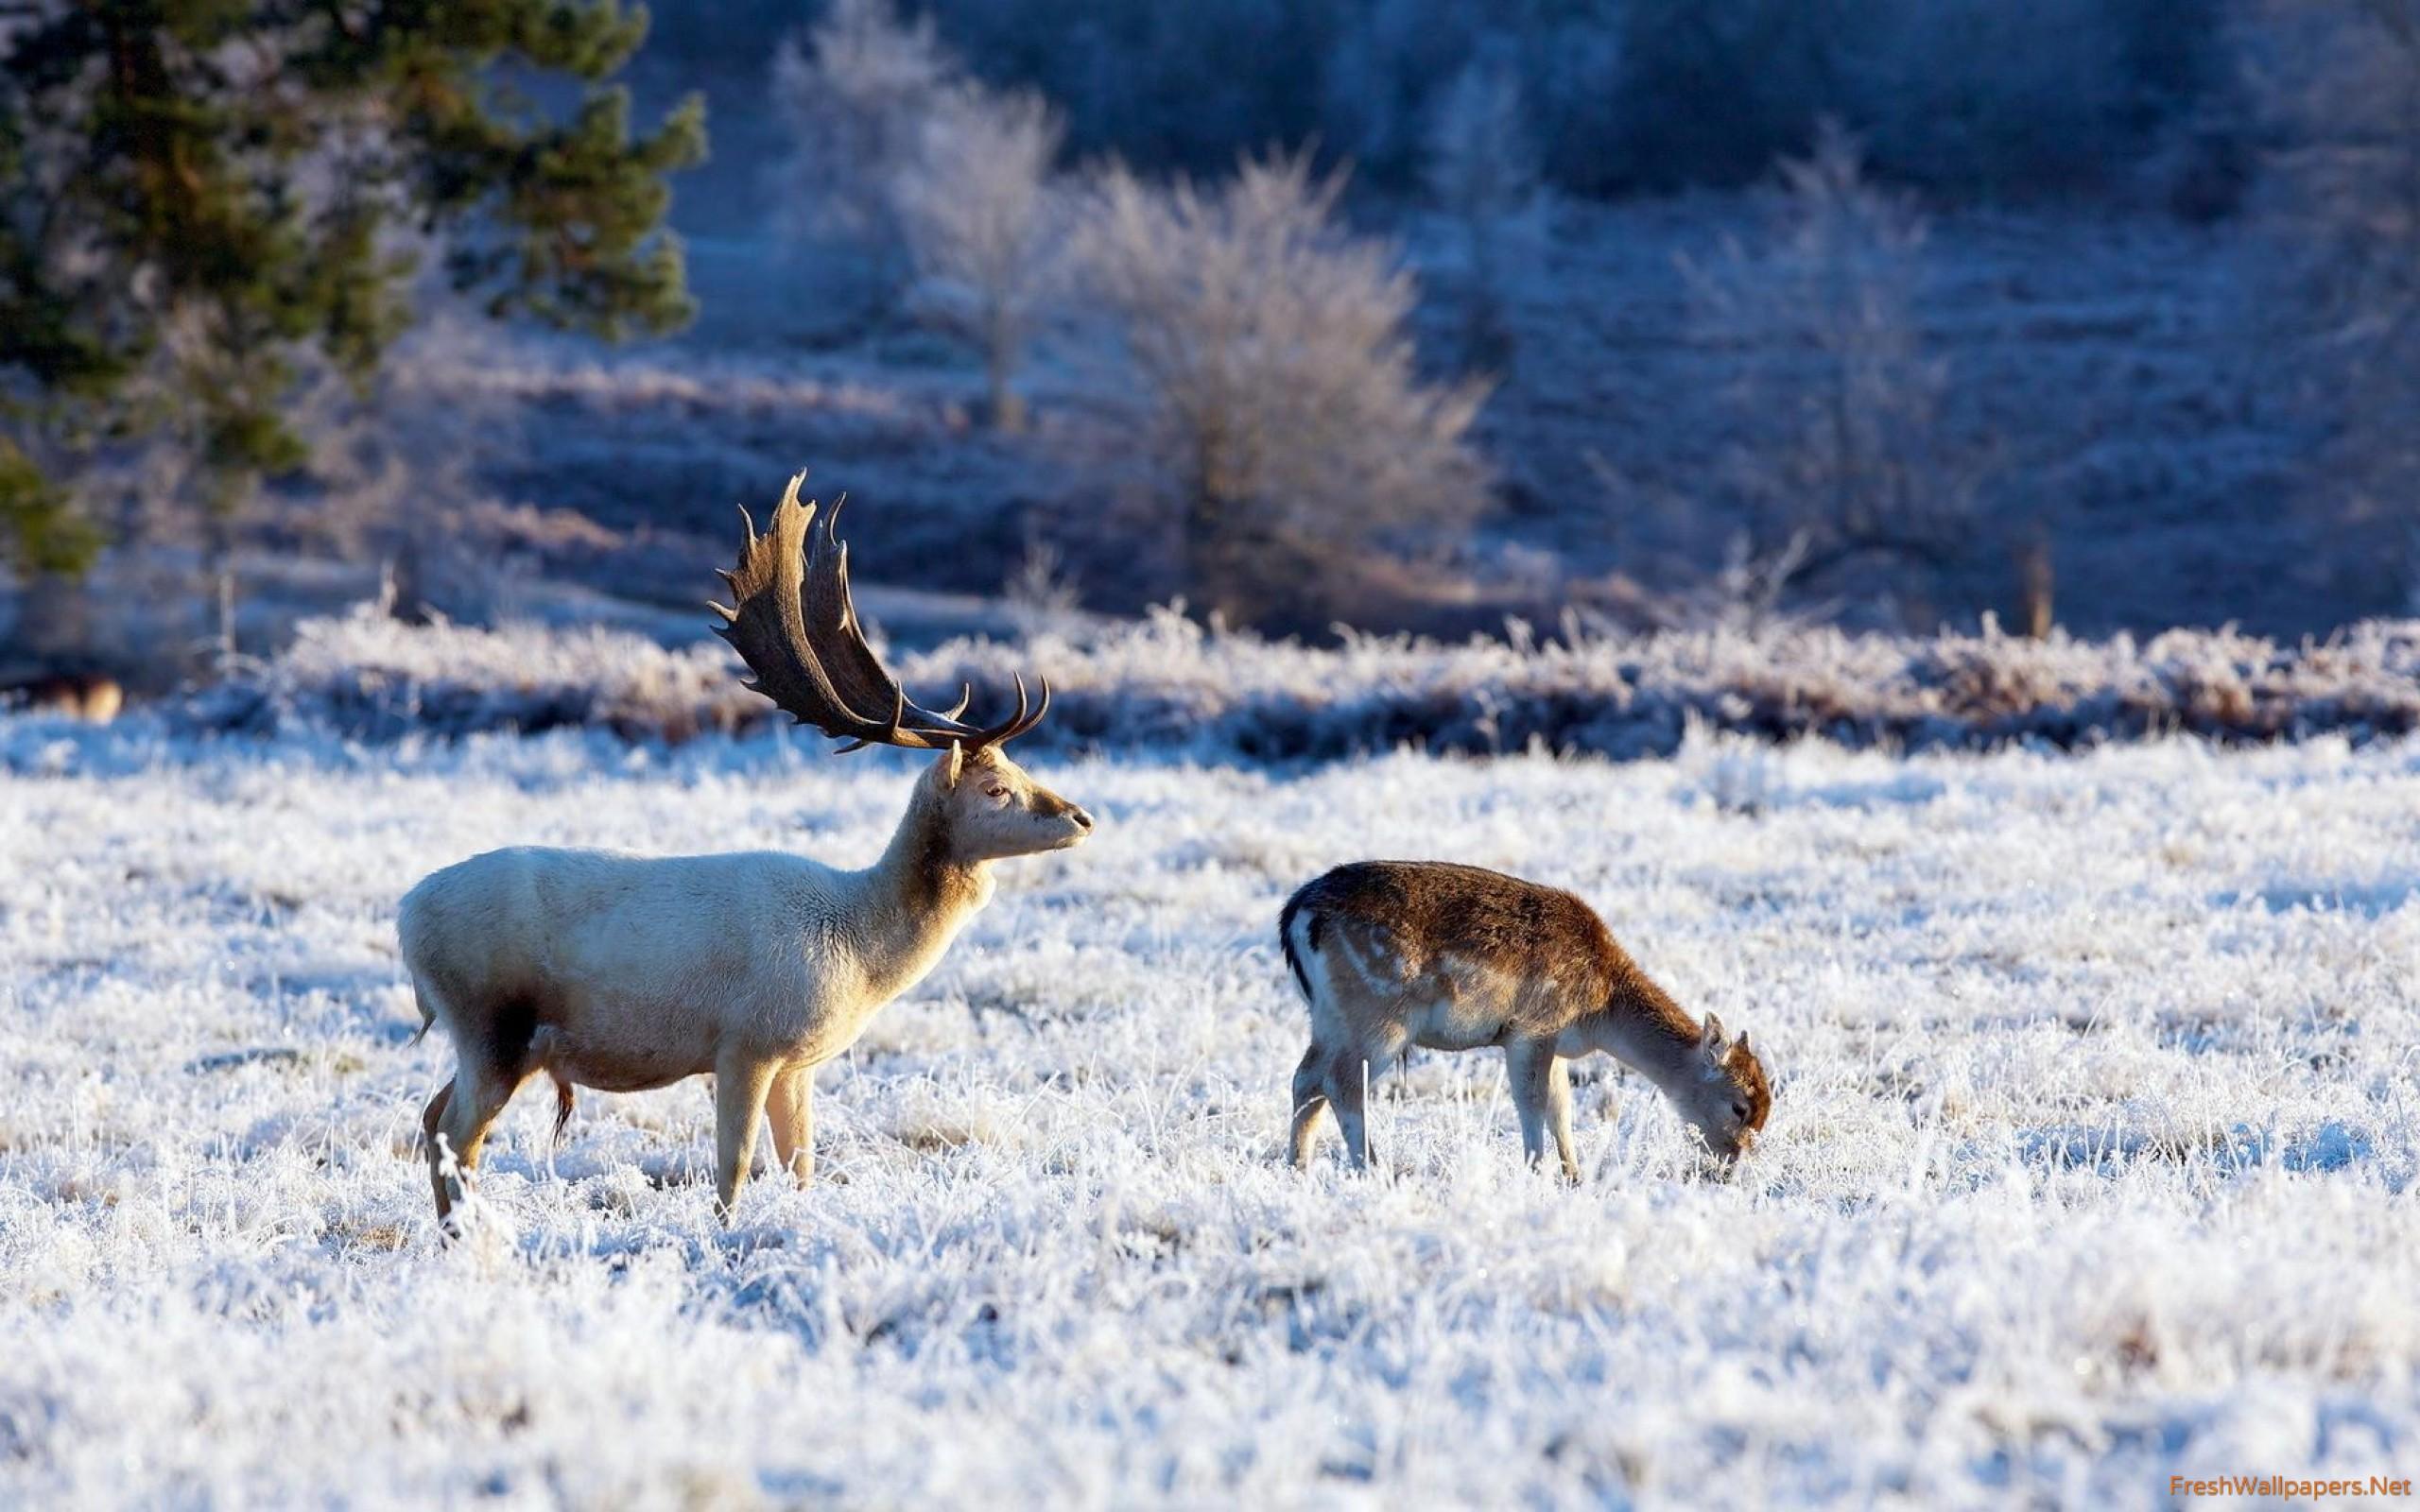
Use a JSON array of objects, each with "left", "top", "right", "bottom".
[
  {"left": 2, "top": 727, "right": 2415, "bottom": 1506},
  {"left": 175, "top": 603, "right": 2420, "bottom": 760}
]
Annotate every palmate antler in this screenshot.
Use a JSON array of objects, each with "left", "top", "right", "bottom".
[{"left": 711, "top": 473, "right": 1050, "bottom": 752}]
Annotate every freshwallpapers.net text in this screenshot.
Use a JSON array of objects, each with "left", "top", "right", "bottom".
[{"left": 2170, "top": 1475, "right": 2412, "bottom": 1502}]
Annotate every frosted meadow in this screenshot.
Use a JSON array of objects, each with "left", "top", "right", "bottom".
[{"left": 0, "top": 724, "right": 2413, "bottom": 1506}]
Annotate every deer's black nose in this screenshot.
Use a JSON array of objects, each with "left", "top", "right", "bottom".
[{"left": 1070, "top": 807, "right": 1094, "bottom": 830}]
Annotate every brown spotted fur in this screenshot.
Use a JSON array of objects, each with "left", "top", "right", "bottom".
[{"left": 1280, "top": 861, "right": 1772, "bottom": 1177}]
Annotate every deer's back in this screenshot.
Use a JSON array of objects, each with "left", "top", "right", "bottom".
[
  {"left": 399, "top": 847, "right": 856, "bottom": 1012},
  {"left": 1282, "top": 862, "right": 1628, "bottom": 1044}
]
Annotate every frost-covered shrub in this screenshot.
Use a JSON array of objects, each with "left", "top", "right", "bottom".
[
  {"left": 172, "top": 607, "right": 761, "bottom": 744},
  {"left": 774, "top": 0, "right": 1068, "bottom": 425},
  {"left": 911, "top": 611, "right": 2420, "bottom": 762},
  {"left": 770, "top": 0, "right": 955, "bottom": 305},
  {"left": 1686, "top": 125, "right": 1984, "bottom": 600},
  {"left": 892, "top": 84, "right": 1066, "bottom": 432},
  {"left": 1422, "top": 54, "right": 1550, "bottom": 369},
  {"left": 148, "top": 603, "right": 2420, "bottom": 762},
  {"left": 1072, "top": 153, "right": 1491, "bottom": 627}
]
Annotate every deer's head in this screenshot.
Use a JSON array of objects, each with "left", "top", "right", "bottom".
[
  {"left": 924, "top": 740, "right": 1092, "bottom": 859},
  {"left": 712, "top": 473, "right": 1094, "bottom": 862},
  {"left": 1674, "top": 1013, "right": 1772, "bottom": 1163}
]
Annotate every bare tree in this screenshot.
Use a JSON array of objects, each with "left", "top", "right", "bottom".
[
  {"left": 893, "top": 84, "right": 1066, "bottom": 432},
  {"left": 1686, "top": 122, "right": 1980, "bottom": 595},
  {"left": 775, "top": 2, "right": 1064, "bottom": 427},
  {"left": 1074, "top": 153, "right": 1491, "bottom": 625},
  {"left": 1424, "top": 55, "right": 1550, "bottom": 368},
  {"left": 2248, "top": 0, "right": 2420, "bottom": 598},
  {"left": 770, "top": 0, "right": 953, "bottom": 304}
]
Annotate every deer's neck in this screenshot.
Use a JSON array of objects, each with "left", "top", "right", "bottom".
[
  {"left": 855, "top": 788, "right": 993, "bottom": 999},
  {"left": 1564, "top": 969, "right": 1703, "bottom": 1091}
]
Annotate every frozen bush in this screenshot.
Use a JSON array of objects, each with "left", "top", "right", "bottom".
[
  {"left": 1072, "top": 153, "right": 1491, "bottom": 627},
  {"left": 893, "top": 84, "right": 1066, "bottom": 432},
  {"left": 1686, "top": 124, "right": 1983, "bottom": 602},
  {"left": 774, "top": 0, "right": 1068, "bottom": 424},
  {"left": 770, "top": 0, "right": 955, "bottom": 304},
  {"left": 1423, "top": 55, "right": 1550, "bottom": 369},
  {"left": 147, "top": 602, "right": 2420, "bottom": 762}
]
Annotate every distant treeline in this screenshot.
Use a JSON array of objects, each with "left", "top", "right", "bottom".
[{"left": 646, "top": 0, "right": 2231, "bottom": 200}]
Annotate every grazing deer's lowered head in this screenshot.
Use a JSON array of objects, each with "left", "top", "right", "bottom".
[
  {"left": 1279, "top": 860, "right": 1772, "bottom": 1179},
  {"left": 400, "top": 473, "right": 1090, "bottom": 1225},
  {"left": 1570, "top": 1005, "right": 1772, "bottom": 1164}
]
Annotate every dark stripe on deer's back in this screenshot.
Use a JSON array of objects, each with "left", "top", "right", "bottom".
[{"left": 1291, "top": 861, "right": 1626, "bottom": 990}]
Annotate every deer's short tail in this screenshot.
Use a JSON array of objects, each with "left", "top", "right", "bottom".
[
  {"left": 1277, "top": 887, "right": 1322, "bottom": 1002},
  {"left": 406, "top": 979, "right": 437, "bottom": 1047}
]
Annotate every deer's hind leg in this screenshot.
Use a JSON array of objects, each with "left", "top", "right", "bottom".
[
  {"left": 423, "top": 991, "right": 543, "bottom": 1224},
  {"left": 419, "top": 1083, "right": 455, "bottom": 1216},
  {"left": 1323, "top": 1043, "right": 1392, "bottom": 1171},
  {"left": 428, "top": 1057, "right": 527, "bottom": 1223},
  {"left": 1288, "top": 1044, "right": 1331, "bottom": 1168}
]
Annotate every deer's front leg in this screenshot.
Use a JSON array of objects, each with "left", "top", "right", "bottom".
[
  {"left": 714, "top": 1052, "right": 780, "bottom": 1221},
  {"left": 766, "top": 1067, "right": 816, "bottom": 1188},
  {"left": 1507, "top": 1039, "right": 1579, "bottom": 1181},
  {"left": 1545, "top": 1054, "right": 1580, "bottom": 1183}
]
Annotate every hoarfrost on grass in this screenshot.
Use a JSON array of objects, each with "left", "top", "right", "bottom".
[
  {"left": 1, "top": 725, "right": 2415, "bottom": 1504},
  {"left": 155, "top": 603, "right": 2420, "bottom": 759}
]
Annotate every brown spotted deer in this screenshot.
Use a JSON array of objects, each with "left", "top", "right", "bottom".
[
  {"left": 399, "top": 474, "right": 1093, "bottom": 1224},
  {"left": 1279, "top": 861, "right": 1771, "bottom": 1178}
]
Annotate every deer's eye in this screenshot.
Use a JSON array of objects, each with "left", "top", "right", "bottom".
[{"left": 983, "top": 783, "right": 1010, "bottom": 799}]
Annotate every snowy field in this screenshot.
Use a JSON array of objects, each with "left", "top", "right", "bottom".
[{"left": 1, "top": 724, "right": 2415, "bottom": 1506}]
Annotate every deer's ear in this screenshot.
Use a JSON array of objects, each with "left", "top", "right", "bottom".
[
  {"left": 1701, "top": 1013, "right": 1727, "bottom": 1052},
  {"left": 941, "top": 741, "right": 963, "bottom": 787}
]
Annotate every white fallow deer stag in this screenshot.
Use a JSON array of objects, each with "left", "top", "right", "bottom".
[
  {"left": 399, "top": 474, "right": 1093, "bottom": 1225},
  {"left": 1279, "top": 862, "right": 1772, "bottom": 1179}
]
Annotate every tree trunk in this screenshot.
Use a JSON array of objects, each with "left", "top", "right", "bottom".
[
  {"left": 201, "top": 508, "right": 239, "bottom": 674},
  {"left": 983, "top": 306, "right": 1026, "bottom": 434},
  {"left": 2016, "top": 533, "right": 2055, "bottom": 640}
]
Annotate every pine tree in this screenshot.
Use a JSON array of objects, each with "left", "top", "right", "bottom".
[{"left": 0, "top": 1, "right": 704, "bottom": 586}]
